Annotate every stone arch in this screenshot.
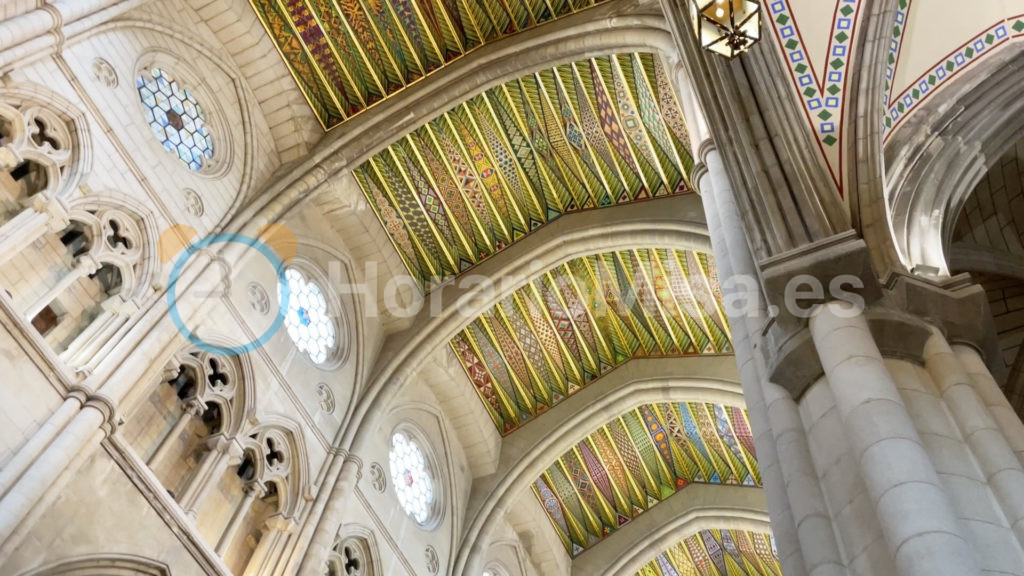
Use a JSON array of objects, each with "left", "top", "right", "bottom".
[
  {"left": 17, "top": 554, "right": 171, "bottom": 576},
  {"left": 0, "top": 82, "right": 91, "bottom": 206},
  {"left": 884, "top": 42, "right": 1024, "bottom": 275},
  {"left": 384, "top": 402, "right": 459, "bottom": 541},
  {"left": 342, "top": 193, "right": 710, "bottom": 455},
  {"left": 76, "top": 18, "right": 267, "bottom": 228},
  {"left": 239, "top": 417, "right": 312, "bottom": 518},
  {"left": 570, "top": 496, "right": 772, "bottom": 576},
  {"left": 456, "top": 357, "right": 745, "bottom": 574},
  {"left": 226, "top": 0, "right": 688, "bottom": 235},
  {"left": 327, "top": 524, "right": 383, "bottom": 576},
  {"left": 161, "top": 340, "right": 257, "bottom": 439}
]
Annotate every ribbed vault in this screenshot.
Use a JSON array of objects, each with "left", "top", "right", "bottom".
[
  {"left": 248, "top": 0, "right": 614, "bottom": 128},
  {"left": 355, "top": 51, "right": 696, "bottom": 289}
]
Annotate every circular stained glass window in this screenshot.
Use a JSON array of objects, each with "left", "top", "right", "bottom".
[
  {"left": 388, "top": 431, "right": 436, "bottom": 525},
  {"left": 136, "top": 67, "right": 214, "bottom": 171},
  {"left": 279, "top": 268, "right": 336, "bottom": 364}
]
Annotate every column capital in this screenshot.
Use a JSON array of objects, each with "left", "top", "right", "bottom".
[
  {"left": 696, "top": 138, "right": 717, "bottom": 165},
  {"left": 74, "top": 253, "right": 101, "bottom": 275},
  {"left": 0, "top": 144, "right": 21, "bottom": 171},
  {"left": 181, "top": 397, "right": 206, "bottom": 418}
]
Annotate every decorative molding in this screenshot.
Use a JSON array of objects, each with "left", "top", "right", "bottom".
[
  {"left": 883, "top": 14, "right": 1024, "bottom": 138},
  {"left": 425, "top": 546, "right": 439, "bottom": 575},
  {"left": 247, "top": 282, "right": 270, "bottom": 316},
  {"left": 764, "top": 0, "right": 863, "bottom": 194},
  {"left": 316, "top": 382, "right": 336, "bottom": 414},
  {"left": 368, "top": 462, "right": 386, "bottom": 494},
  {"left": 183, "top": 188, "right": 204, "bottom": 217},
  {"left": 91, "top": 57, "right": 118, "bottom": 88}
]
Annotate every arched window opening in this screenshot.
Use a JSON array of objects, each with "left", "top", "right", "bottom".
[
  {"left": 0, "top": 205, "right": 150, "bottom": 369},
  {"left": 279, "top": 267, "right": 337, "bottom": 365},
  {"left": 211, "top": 427, "right": 303, "bottom": 576},
  {"left": 327, "top": 535, "right": 375, "bottom": 576},
  {"left": 120, "top": 349, "right": 246, "bottom": 522},
  {"left": 136, "top": 67, "right": 215, "bottom": 171},
  {"left": 388, "top": 429, "right": 439, "bottom": 527},
  {"left": 0, "top": 100, "right": 75, "bottom": 230}
]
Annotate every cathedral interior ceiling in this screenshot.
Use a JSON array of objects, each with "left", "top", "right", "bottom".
[
  {"left": 247, "top": 0, "right": 611, "bottom": 129},
  {"left": 353, "top": 53, "right": 696, "bottom": 290},
  {"left": 451, "top": 248, "right": 732, "bottom": 435},
  {"left": 636, "top": 529, "right": 781, "bottom": 576},
  {"left": 535, "top": 401, "right": 759, "bottom": 557},
  {"left": 764, "top": 0, "right": 1024, "bottom": 195}
]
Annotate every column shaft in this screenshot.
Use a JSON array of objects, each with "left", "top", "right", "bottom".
[
  {"left": 810, "top": 301, "right": 979, "bottom": 576},
  {"left": 298, "top": 458, "right": 361, "bottom": 576},
  {"left": 216, "top": 487, "right": 258, "bottom": 555}
]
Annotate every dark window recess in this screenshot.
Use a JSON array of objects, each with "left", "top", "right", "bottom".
[{"left": 31, "top": 305, "right": 59, "bottom": 336}]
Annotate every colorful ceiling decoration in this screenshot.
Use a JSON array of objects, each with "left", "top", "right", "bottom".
[
  {"left": 882, "top": 1, "right": 1024, "bottom": 139},
  {"left": 248, "top": 0, "right": 609, "bottom": 129},
  {"left": 636, "top": 530, "right": 781, "bottom": 576},
  {"left": 532, "top": 402, "right": 760, "bottom": 556},
  {"left": 451, "top": 249, "right": 732, "bottom": 434},
  {"left": 765, "top": 0, "right": 864, "bottom": 196},
  {"left": 354, "top": 53, "right": 695, "bottom": 291}
]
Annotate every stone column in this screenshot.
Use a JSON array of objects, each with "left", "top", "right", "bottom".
[
  {"left": 146, "top": 398, "right": 205, "bottom": 468},
  {"left": 297, "top": 457, "right": 361, "bottom": 576},
  {"left": 700, "top": 145, "right": 843, "bottom": 576},
  {"left": 245, "top": 514, "right": 297, "bottom": 576},
  {"left": 954, "top": 345, "right": 1024, "bottom": 466},
  {"left": 810, "top": 301, "right": 980, "bottom": 576},
  {"left": 0, "top": 196, "right": 69, "bottom": 266},
  {"left": 25, "top": 253, "right": 101, "bottom": 319},
  {"left": 0, "top": 404, "right": 107, "bottom": 548},
  {"left": 216, "top": 482, "right": 263, "bottom": 555},
  {"left": 936, "top": 342, "right": 1024, "bottom": 544},
  {"left": 178, "top": 436, "right": 239, "bottom": 518}
]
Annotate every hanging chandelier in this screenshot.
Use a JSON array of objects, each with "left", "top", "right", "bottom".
[{"left": 690, "top": 0, "right": 762, "bottom": 59}]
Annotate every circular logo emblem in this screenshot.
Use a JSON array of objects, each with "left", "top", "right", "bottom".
[{"left": 166, "top": 233, "right": 289, "bottom": 356}]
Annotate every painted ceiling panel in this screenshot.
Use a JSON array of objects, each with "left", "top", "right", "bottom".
[
  {"left": 248, "top": 0, "right": 610, "bottom": 128},
  {"left": 532, "top": 402, "right": 761, "bottom": 556},
  {"left": 451, "top": 249, "right": 732, "bottom": 434},
  {"left": 764, "top": 0, "right": 864, "bottom": 195},
  {"left": 883, "top": 1, "right": 1024, "bottom": 139},
  {"left": 355, "top": 53, "right": 695, "bottom": 291},
  {"left": 636, "top": 530, "right": 781, "bottom": 576}
]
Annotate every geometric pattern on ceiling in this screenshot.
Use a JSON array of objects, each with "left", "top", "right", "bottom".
[
  {"left": 248, "top": 0, "right": 609, "bottom": 129},
  {"left": 532, "top": 402, "right": 760, "bottom": 556},
  {"left": 764, "top": 0, "right": 864, "bottom": 195},
  {"left": 450, "top": 249, "right": 732, "bottom": 435},
  {"left": 355, "top": 53, "right": 695, "bottom": 291},
  {"left": 883, "top": 1, "right": 1024, "bottom": 139},
  {"left": 636, "top": 530, "right": 781, "bottom": 576}
]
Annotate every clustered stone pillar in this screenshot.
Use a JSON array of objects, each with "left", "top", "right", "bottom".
[
  {"left": 699, "top": 143, "right": 845, "bottom": 576},
  {"left": 810, "top": 303, "right": 981, "bottom": 576},
  {"left": 696, "top": 137, "right": 1024, "bottom": 576},
  {"left": 297, "top": 457, "right": 361, "bottom": 576},
  {"left": 146, "top": 397, "right": 205, "bottom": 469}
]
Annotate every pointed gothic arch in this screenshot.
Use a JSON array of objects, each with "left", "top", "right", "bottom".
[{"left": 17, "top": 554, "right": 171, "bottom": 576}]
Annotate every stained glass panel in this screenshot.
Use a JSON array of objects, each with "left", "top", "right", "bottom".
[
  {"left": 279, "top": 268, "right": 336, "bottom": 364},
  {"left": 136, "top": 68, "right": 214, "bottom": 171},
  {"left": 389, "top": 431, "right": 436, "bottom": 525}
]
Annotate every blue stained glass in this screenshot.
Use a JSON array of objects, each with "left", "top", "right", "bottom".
[{"left": 136, "top": 67, "right": 214, "bottom": 171}]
